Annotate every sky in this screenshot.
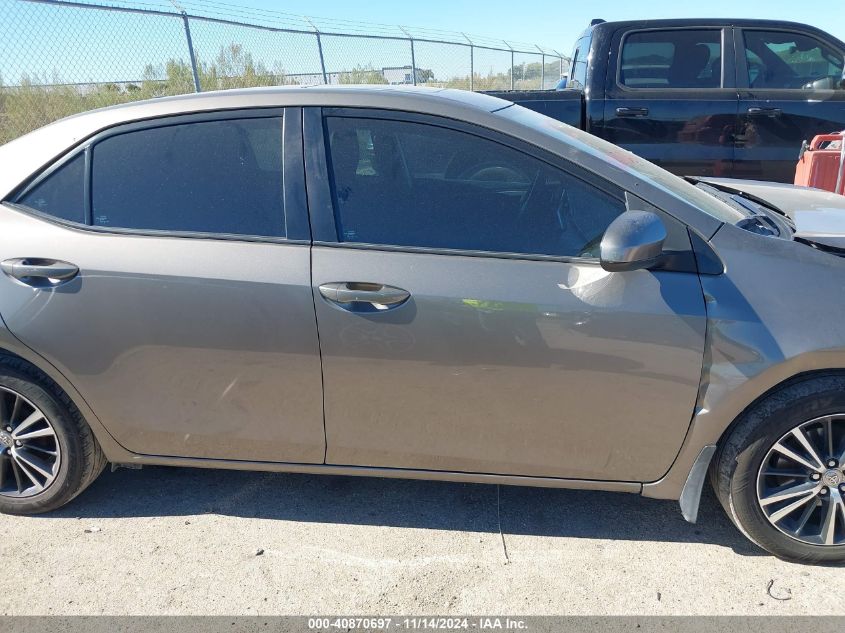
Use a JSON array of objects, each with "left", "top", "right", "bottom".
[{"left": 241, "top": 0, "right": 845, "bottom": 54}]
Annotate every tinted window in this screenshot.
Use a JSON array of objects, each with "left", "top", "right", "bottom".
[
  {"left": 325, "top": 117, "right": 625, "bottom": 258},
  {"left": 569, "top": 36, "right": 589, "bottom": 89},
  {"left": 92, "top": 117, "right": 285, "bottom": 237},
  {"left": 743, "top": 30, "right": 844, "bottom": 89},
  {"left": 621, "top": 30, "right": 722, "bottom": 88},
  {"left": 17, "top": 153, "right": 85, "bottom": 223},
  {"left": 499, "top": 104, "right": 746, "bottom": 224}
]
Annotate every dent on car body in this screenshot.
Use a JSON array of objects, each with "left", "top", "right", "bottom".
[{"left": 646, "top": 217, "right": 845, "bottom": 501}]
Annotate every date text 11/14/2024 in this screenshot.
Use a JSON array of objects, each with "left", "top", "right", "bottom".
[{"left": 307, "top": 617, "right": 529, "bottom": 630}]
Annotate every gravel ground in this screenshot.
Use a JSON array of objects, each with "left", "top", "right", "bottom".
[{"left": 0, "top": 465, "right": 842, "bottom": 616}]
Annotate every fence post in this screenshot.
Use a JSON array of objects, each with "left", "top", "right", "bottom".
[
  {"left": 541, "top": 54, "right": 545, "bottom": 88},
  {"left": 306, "top": 17, "right": 328, "bottom": 84},
  {"left": 180, "top": 11, "right": 201, "bottom": 92},
  {"left": 503, "top": 40, "right": 514, "bottom": 90},
  {"left": 552, "top": 49, "right": 567, "bottom": 84},
  {"left": 399, "top": 26, "right": 416, "bottom": 86},
  {"left": 536, "top": 45, "right": 545, "bottom": 90},
  {"left": 462, "top": 33, "right": 473, "bottom": 91}
]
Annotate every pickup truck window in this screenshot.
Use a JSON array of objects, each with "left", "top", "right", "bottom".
[
  {"left": 742, "top": 30, "right": 844, "bottom": 90},
  {"left": 620, "top": 30, "right": 722, "bottom": 89},
  {"left": 324, "top": 116, "right": 625, "bottom": 258},
  {"left": 569, "top": 35, "right": 590, "bottom": 89}
]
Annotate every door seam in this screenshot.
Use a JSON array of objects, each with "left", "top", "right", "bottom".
[
  {"left": 309, "top": 244, "right": 329, "bottom": 465},
  {"left": 300, "top": 106, "right": 329, "bottom": 464}
]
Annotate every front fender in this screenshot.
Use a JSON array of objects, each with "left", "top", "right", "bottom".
[{"left": 644, "top": 221, "right": 845, "bottom": 500}]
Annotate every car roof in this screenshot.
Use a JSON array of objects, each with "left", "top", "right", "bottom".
[
  {"left": 30, "top": 84, "right": 512, "bottom": 130},
  {"left": 593, "top": 17, "right": 824, "bottom": 29},
  {"left": 0, "top": 85, "right": 513, "bottom": 198}
]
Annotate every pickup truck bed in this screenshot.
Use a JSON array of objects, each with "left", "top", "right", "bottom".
[{"left": 485, "top": 90, "right": 583, "bottom": 129}]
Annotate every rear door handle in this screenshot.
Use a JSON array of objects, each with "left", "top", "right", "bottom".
[
  {"left": 616, "top": 107, "right": 649, "bottom": 118},
  {"left": 1, "top": 258, "right": 79, "bottom": 286},
  {"left": 319, "top": 282, "right": 410, "bottom": 309},
  {"left": 747, "top": 107, "right": 782, "bottom": 117}
]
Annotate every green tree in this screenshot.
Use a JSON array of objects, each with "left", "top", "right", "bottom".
[{"left": 338, "top": 65, "right": 388, "bottom": 84}]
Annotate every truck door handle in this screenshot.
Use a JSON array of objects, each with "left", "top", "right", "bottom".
[
  {"left": 747, "top": 107, "right": 782, "bottom": 117},
  {"left": 1, "top": 258, "right": 79, "bottom": 286},
  {"left": 319, "top": 282, "right": 410, "bottom": 309},
  {"left": 616, "top": 107, "right": 649, "bottom": 118}
]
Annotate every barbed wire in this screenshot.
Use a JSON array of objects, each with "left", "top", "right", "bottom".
[
  {"left": 1, "top": 0, "right": 570, "bottom": 143},
  {"left": 20, "top": 0, "right": 567, "bottom": 53}
]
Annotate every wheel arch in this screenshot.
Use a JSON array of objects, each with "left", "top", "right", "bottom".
[
  {"left": 0, "top": 335, "right": 131, "bottom": 463},
  {"left": 714, "top": 369, "right": 845, "bottom": 453},
  {"left": 643, "top": 363, "right": 845, "bottom": 503}
]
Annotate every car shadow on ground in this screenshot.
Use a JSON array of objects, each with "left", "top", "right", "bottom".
[{"left": 44, "top": 465, "right": 761, "bottom": 556}]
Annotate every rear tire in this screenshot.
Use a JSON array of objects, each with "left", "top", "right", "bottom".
[
  {"left": 0, "top": 356, "right": 107, "bottom": 515},
  {"left": 712, "top": 375, "right": 845, "bottom": 564}
]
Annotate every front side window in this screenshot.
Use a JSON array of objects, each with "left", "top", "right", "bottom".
[
  {"left": 324, "top": 117, "right": 625, "bottom": 258},
  {"left": 620, "top": 30, "right": 722, "bottom": 89},
  {"left": 92, "top": 117, "right": 285, "bottom": 237},
  {"left": 742, "top": 30, "right": 844, "bottom": 90},
  {"left": 17, "top": 153, "right": 86, "bottom": 224}
]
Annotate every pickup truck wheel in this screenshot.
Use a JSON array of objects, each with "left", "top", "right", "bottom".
[
  {"left": 0, "top": 357, "right": 107, "bottom": 515},
  {"left": 712, "top": 375, "right": 845, "bottom": 563}
]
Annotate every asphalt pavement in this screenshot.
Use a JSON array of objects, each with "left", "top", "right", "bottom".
[{"left": 0, "top": 465, "right": 842, "bottom": 615}]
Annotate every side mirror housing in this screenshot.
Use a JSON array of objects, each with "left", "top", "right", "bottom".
[{"left": 600, "top": 210, "right": 667, "bottom": 272}]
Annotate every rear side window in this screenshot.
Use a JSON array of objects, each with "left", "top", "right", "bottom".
[
  {"left": 742, "top": 30, "right": 844, "bottom": 90},
  {"left": 324, "top": 116, "right": 625, "bottom": 258},
  {"left": 17, "top": 153, "right": 85, "bottom": 224},
  {"left": 92, "top": 117, "right": 285, "bottom": 237},
  {"left": 620, "top": 30, "right": 723, "bottom": 89},
  {"left": 569, "top": 35, "right": 590, "bottom": 89}
]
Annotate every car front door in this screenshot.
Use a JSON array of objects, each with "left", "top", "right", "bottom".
[
  {"left": 601, "top": 27, "right": 738, "bottom": 179},
  {"left": 0, "top": 108, "right": 326, "bottom": 463},
  {"left": 734, "top": 27, "right": 845, "bottom": 183},
  {"left": 305, "top": 108, "right": 707, "bottom": 482}
]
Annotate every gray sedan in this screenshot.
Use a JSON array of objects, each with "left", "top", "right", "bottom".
[{"left": 0, "top": 86, "right": 844, "bottom": 564}]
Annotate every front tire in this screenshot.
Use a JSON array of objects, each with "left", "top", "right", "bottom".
[
  {"left": 0, "top": 357, "right": 107, "bottom": 515},
  {"left": 712, "top": 375, "right": 845, "bottom": 564}
]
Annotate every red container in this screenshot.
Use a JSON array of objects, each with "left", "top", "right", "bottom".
[{"left": 795, "top": 132, "right": 845, "bottom": 195}]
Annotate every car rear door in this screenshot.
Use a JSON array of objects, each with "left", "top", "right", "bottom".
[
  {"left": 305, "top": 107, "right": 707, "bottom": 482},
  {"left": 734, "top": 27, "right": 845, "bottom": 183},
  {"left": 601, "top": 26, "right": 738, "bottom": 178},
  {"left": 0, "top": 108, "right": 326, "bottom": 463}
]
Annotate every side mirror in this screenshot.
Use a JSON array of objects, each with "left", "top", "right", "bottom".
[{"left": 600, "top": 210, "right": 667, "bottom": 272}]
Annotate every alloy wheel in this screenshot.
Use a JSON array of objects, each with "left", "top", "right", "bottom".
[
  {"left": 0, "top": 386, "right": 61, "bottom": 498},
  {"left": 757, "top": 414, "right": 845, "bottom": 546}
]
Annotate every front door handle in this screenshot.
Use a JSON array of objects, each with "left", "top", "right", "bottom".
[
  {"left": 747, "top": 107, "right": 782, "bottom": 117},
  {"left": 1, "top": 258, "right": 79, "bottom": 286},
  {"left": 319, "top": 282, "right": 410, "bottom": 309},
  {"left": 616, "top": 106, "right": 650, "bottom": 118}
]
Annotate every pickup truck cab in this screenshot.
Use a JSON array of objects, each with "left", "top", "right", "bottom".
[{"left": 494, "top": 19, "right": 845, "bottom": 183}]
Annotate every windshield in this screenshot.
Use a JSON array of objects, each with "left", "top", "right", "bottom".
[{"left": 498, "top": 104, "right": 747, "bottom": 225}]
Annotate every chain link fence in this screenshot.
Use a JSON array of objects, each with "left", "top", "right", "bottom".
[{"left": 0, "top": 0, "right": 569, "bottom": 144}]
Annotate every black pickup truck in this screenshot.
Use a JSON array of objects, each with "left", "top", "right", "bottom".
[{"left": 488, "top": 19, "right": 845, "bottom": 183}]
